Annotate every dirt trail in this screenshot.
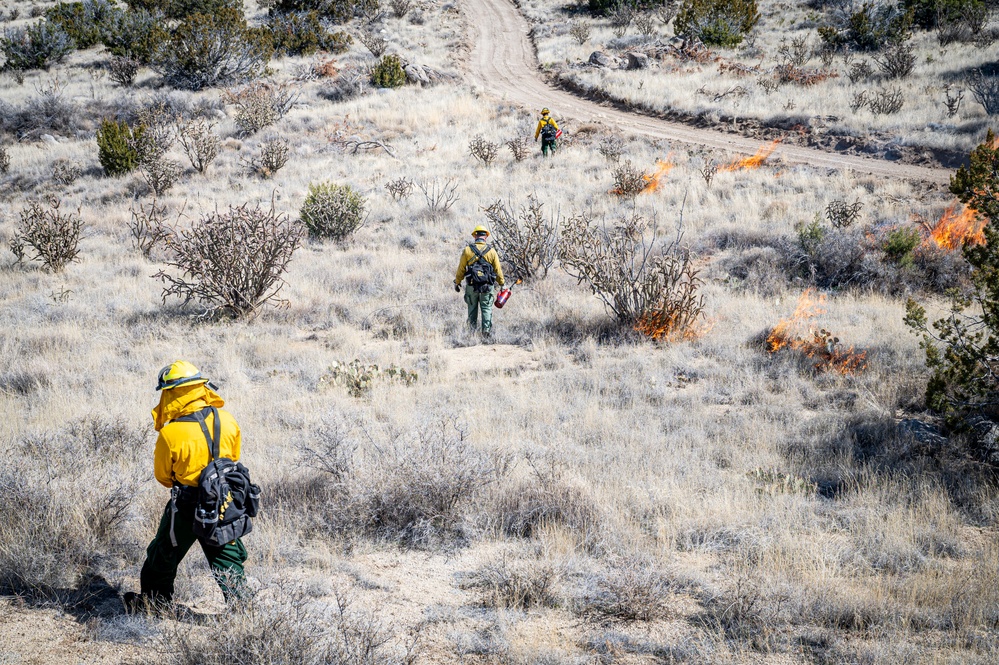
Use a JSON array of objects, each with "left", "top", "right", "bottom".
[{"left": 465, "top": 0, "right": 951, "bottom": 184}]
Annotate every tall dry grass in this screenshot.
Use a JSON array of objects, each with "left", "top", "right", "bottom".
[{"left": 0, "top": 0, "right": 996, "bottom": 663}]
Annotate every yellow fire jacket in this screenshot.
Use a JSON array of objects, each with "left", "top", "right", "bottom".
[
  {"left": 454, "top": 241, "right": 505, "bottom": 287},
  {"left": 151, "top": 383, "right": 241, "bottom": 488},
  {"left": 534, "top": 116, "right": 559, "bottom": 140}
]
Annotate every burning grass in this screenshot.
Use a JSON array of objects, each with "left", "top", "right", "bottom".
[
  {"left": 924, "top": 204, "right": 986, "bottom": 251},
  {"left": 641, "top": 157, "right": 674, "bottom": 193},
  {"left": 719, "top": 141, "right": 779, "bottom": 172},
  {"left": 765, "top": 289, "right": 867, "bottom": 374}
]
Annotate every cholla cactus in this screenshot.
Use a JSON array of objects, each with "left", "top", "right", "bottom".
[{"left": 321, "top": 360, "right": 418, "bottom": 397}]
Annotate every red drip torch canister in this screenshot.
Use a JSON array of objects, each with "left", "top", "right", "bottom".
[{"left": 494, "top": 280, "right": 520, "bottom": 309}]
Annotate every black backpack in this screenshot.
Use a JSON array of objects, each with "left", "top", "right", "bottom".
[
  {"left": 465, "top": 243, "right": 497, "bottom": 293},
  {"left": 176, "top": 406, "right": 260, "bottom": 548},
  {"left": 540, "top": 120, "right": 557, "bottom": 141}
]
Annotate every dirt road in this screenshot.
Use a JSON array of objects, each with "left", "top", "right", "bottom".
[{"left": 465, "top": 0, "right": 951, "bottom": 183}]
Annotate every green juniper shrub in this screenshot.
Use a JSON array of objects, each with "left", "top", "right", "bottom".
[
  {"left": 883, "top": 226, "right": 921, "bottom": 267},
  {"left": 100, "top": 7, "right": 168, "bottom": 63},
  {"left": 674, "top": 0, "right": 759, "bottom": 47},
  {"left": 96, "top": 118, "right": 144, "bottom": 176},
  {"left": 905, "top": 131, "right": 999, "bottom": 459},
  {"left": 300, "top": 181, "right": 366, "bottom": 242},
  {"left": 125, "top": 0, "right": 239, "bottom": 20},
  {"left": 151, "top": 7, "right": 273, "bottom": 90},
  {"left": 268, "top": 11, "right": 352, "bottom": 56},
  {"left": 1, "top": 21, "right": 74, "bottom": 72},
  {"left": 371, "top": 54, "right": 406, "bottom": 88},
  {"left": 818, "top": 2, "right": 913, "bottom": 51},
  {"left": 903, "top": 0, "right": 983, "bottom": 30},
  {"left": 45, "top": 1, "right": 119, "bottom": 50},
  {"left": 269, "top": 0, "right": 381, "bottom": 24}
]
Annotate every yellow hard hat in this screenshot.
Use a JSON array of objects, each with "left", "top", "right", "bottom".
[
  {"left": 156, "top": 360, "right": 209, "bottom": 391},
  {"left": 472, "top": 225, "right": 489, "bottom": 236},
  {"left": 541, "top": 108, "right": 550, "bottom": 115}
]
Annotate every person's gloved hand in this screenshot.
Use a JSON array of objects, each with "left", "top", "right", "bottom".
[{"left": 454, "top": 283, "right": 461, "bottom": 293}]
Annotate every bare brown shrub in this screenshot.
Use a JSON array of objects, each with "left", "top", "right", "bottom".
[
  {"left": 875, "top": 41, "right": 915, "bottom": 80},
  {"left": 559, "top": 213, "right": 706, "bottom": 338},
  {"left": 967, "top": 69, "right": 999, "bottom": 115},
  {"left": 130, "top": 199, "right": 176, "bottom": 259},
  {"left": 634, "top": 12, "right": 657, "bottom": 37},
  {"left": 598, "top": 138, "right": 625, "bottom": 163},
  {"left": 943, "top": 84, "right": 964, "bottom": 118},
  {"left": 611, "top": 160, "right": 645, "bottom": 197},
  {"left": 578, "top": 556, "right": 684, "bottom": 622},
  {"left": 462, "top": 556, "right": 560, "bottom": 610},
  {"left": 569, "top": 21, "right": 591, "bottom": 45},
  {"left": 868, "top": 86, "right": 905, "bottom": 114},
  {"left": 177, "top": 117, "right": 220, "bottom": 174},
  {"left": 11, "top": 198, "right": 83, "bottom": 273},
  {"left": 312, "top": 416, "right": 508, "bottom": 549},
  {"left": 482, "top": 195, "right": 560, "bottom": 281},
  {"left": 170, "top": 587, "right": 420, "bottom": 665},
  {"left": 847, "top": 59, "right": 873, "bottom": 84},
  {"left": 224, "top": 81, "right": 299, "bottom": 137},
  {"left": 505, "top": 136, "right": 531, "bottom": 162},
  {"left": 825, "top": 199, "right": 863, "bottom": 228},
  {"left": 358, "top": 31, "right": 388, "bottom": 57},
  {"left": 417, "top": 177, "right": 459, "bottom": 214},
  {"left": 0, "top": 145, "right": 9, "bottom": 174},
  {"left": 51, "top": 158, "right": 82, "bottom": 185},
  {"left": 155, "top": 202, "right": 304, "bottom": 318},
  {"left": 245, "top": 138, "right": 290, "bottom": 178},
  {"left": 0, "top": 417, "right": 144, "bottom": 597},
  {"left": 390, "top": 0, "right": 412, "bottom": 18},
  {"left": 468, "top": 136, "right": 499, "bottom": 166},
  {"left": 108, "top": 55, "right": 139, "bottom": 87},
  {"left": 140, "top": 157, "right": 181, "bottom": 196},
  {"left": 384, "top": 177, "right": 413, "bottom": 200}
]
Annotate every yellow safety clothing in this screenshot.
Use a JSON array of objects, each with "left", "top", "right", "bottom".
[
  {"left": 534, "top": 116, "right": 559, "bottom": 140},
  {"left": 454, "top": 241, "right": 505, "bottom": 287},
  {"left": 151, "top": 382, "right": 241, "bottom": 488}
]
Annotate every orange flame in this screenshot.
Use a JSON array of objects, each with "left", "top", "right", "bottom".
[
  {"left": 766, "top": 289, "right": 867, "bottom": 374},
  {"left": 635, "top": 311, "right": 712, "bottom": 341},
  {"left": 927, "top": 204, "right": 986, "bottom": 250},
  {"left": 641, "top": 158, "right": 674, "bottom": 193},
  {"left": 719, "top": 140, "right": 780, "bottom": 172}
]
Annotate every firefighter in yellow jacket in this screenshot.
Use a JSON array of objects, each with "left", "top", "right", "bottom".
[
  {"left": 454, "top": 225, "right": 505, "bottom": 336},
  {"left": 125, "top": 361, "right": 247, "bottom": 610},
  {"left": 534, "top": 108, "right": 559, "bottom": 157}
]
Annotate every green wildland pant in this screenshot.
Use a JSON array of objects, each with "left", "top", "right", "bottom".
[
  {"left": 465, "top": 284, "right": 495, "bottom": 334},
  {"left": 541, "top": 139, "right": 557, "bottom": 156},
  {"left": 140, "top": 495, "right": 247, "bottom": 603}
]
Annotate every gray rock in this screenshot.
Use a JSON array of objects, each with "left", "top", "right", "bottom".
[
  {"left": 626, "top": 51, "right": 650, "bottom": 70},
  {"left": 405, "top": 63, "right": 430, "bottom": 86},
  {"left": 589, "top": 51, "right": 614, "bottom": 68},
  {"left": 897, "top": 419, "right": 946, "bottom": 448},
  {"left": 40, "top": 134, "right": 58, "bottom": 144}
]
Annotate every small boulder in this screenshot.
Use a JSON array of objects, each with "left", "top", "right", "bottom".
[
  {"left": 589, "top": 51, "right": 614, "bottom": 68},
  {"left": 40, "top": 134, "right": 58, "bottom": 144},
  {"left": 626, "top": 52, "right": 649, "bottom": 70},
  {"left": 405, "top": 63, "right": 430, "bottom": 86}
]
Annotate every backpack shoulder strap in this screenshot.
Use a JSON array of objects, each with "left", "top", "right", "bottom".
[
  {"left": 176, "top": 406, "right": 220, "bottom": 461},
  {"left": 469, "top": 243, "right": 487, "bottom": 261}
]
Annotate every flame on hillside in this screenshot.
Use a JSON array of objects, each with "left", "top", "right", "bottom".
[
  {"left": 719, "top": 140, "right": 780, "bottom": 172},
  {"left": 926, "top": 204, "right": 986, "bottom": 250},
  {"left": 642, "top": 158, "right": 674, "bottom": 193},
  {"left": 766, "top": 289, "right": 867, "bottom": 374}
]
